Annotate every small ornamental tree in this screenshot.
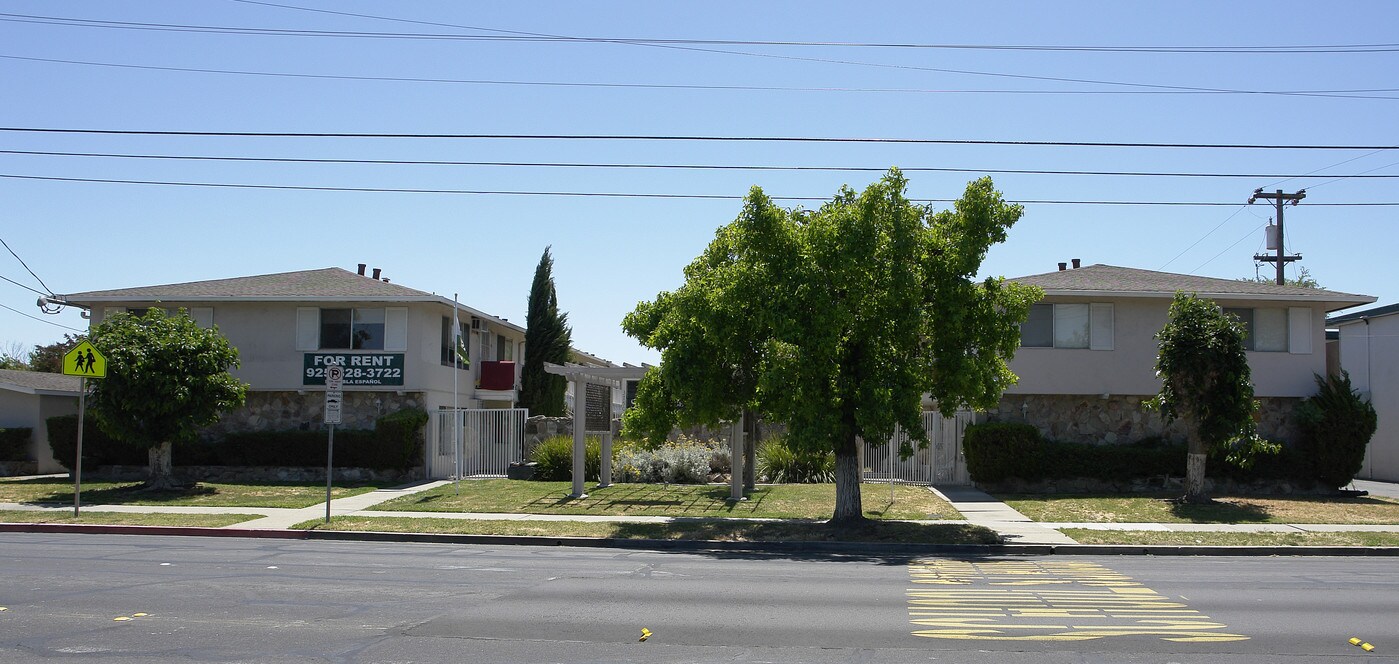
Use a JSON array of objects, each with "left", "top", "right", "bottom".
[
  {"left": 28, "top": 334, "right": 84, "bottom": 373},
  {"left": 1296, "top": 371, "right": 1377, "bottom": 489},
  {"left": 88, "top": 308, "right": 247, "bottom": 490},
  {"left": 1149, "top": 292, "right": 1277, "bottom": 503},
  {"left": 625, "top": 171, "right": 1039, "bottom": 524},
  {"left": 519, "top": 247, "right": 573, "bottom": 417}
]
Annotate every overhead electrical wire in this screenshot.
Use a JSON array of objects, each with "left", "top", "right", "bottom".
[
  {"left": 0, "top": 273, "right": 47, "bottom": 297},
  {"left": 9, "top": 54, "right": 1396, "bottom": 98},
  {"left": 4, "top": 147, "right": 1399, "bottom": 179},
  {"left": 0, "top": 301, "right": 83, "bottom": 332},
  {"left": 4, "top": 173, "right": 1398, "bottom": 206},
  {"left": 5, "top": 12, "right": 1397, "bottom": 100},
  {"left": 0, "top": 236, "right": 53, "bottom": 296},
  {"left": 1, "top": 127, "right": 1394, "bottom": 150}
]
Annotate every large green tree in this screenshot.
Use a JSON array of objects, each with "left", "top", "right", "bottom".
[
  {"left": 1149, "top": 292, "right": 1276, "bottom": 503},
  {"left": 28, "top": 333, "right": 84, "bottom": 373},
  {"left": 89, "top": 308, "right": 247, "bottom": 489},
  {"left": 519, "top": 247, "right": 573, "bottom": 417},
  {"left": 624, "top": 171, "right": 1040, "bottom": 524}
]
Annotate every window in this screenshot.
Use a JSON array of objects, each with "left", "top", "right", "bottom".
[
  {"left": 441, "top": 316, "right": 468, "bottom": 368},
  {"left": 496, "top": 334, "right": 514, "bottom": 361},
  {"left": 1020, "top": 303, "right": 1113, "bottom": 350},
  {"left": 319, "top": 308, "right": 385, "bottom": 350},
  {"left": 1224, "top": 307, "right": 1288, "bottom": 352}
]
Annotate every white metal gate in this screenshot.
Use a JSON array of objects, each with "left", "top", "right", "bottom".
[
  {"left": 861, "top": 410, "right": 974, "bottom": 485},
  {"left": 427, "top": 408, "right": 529, "bottom": 479}
]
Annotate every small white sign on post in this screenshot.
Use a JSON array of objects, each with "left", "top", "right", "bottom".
[{"left": 324, "top": 365, "right": 344, "bottom": 425}]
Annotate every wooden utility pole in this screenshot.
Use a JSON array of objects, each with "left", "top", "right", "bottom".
[{"left": 1248, "top": 188, "right": 1305, "bottom": 285}]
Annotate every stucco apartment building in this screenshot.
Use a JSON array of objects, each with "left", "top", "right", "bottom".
[
  {"left": 59, "top": 266, "right": 543, "bottom": 437},
  {"left": 1329, "top": 303, "right": 1399, "bottom": 481},
  {"left": 997, "top": 263, "right": 1375, "bottom": 445}
]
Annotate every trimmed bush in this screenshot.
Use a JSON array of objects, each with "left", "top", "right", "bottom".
[
  {"left": 0, "top": 428, "right": 32, "bottom": 462},
  {"left": 756, "top": 435, "right": 834, "bottom": 483},
  {"left": 46, "top": 413, "right": 144, "bottom": 468},
  {"left": 962, "top": 422, "right": 1043, "bottom": 482},
  {"left": 613, "top": 436, "right": 716, "bottom": 484},
  {"left": 530, "top": 435, "right": 602, "bottom": 481},
  {"left": 1297, "top": 372, "right": 1378, "bottom": 489}
]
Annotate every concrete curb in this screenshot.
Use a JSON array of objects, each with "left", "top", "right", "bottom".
[{"left": 4, "top": 522, "right": 1399, "bottom": 556}]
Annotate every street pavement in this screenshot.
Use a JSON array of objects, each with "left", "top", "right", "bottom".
[
  {"left": 4, "top": 478, "right": 1399, "bottom": 546},
  {"left": 0, "top": 534, "right": 1394, "bottom": 663}
]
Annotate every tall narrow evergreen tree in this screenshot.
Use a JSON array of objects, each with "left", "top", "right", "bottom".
[{"left": 519, "top": 247, "right": 573, "bottom": 416}]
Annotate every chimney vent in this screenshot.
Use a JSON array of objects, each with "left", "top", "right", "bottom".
[
  {"left": 1057, "top": 262, "right": 1067, "bottom": 271},
  {"left": 382, "top": 278, "right": 390, "bottom": 283},
  {"left": 1071, "top": 258, "right": 1081, "bottom": 269},
  {"left": 357, "top": 263, "right": 366, "bottom": 276},
  {"left": 371, "top": 267, "right": 382, "bottom": 280}
]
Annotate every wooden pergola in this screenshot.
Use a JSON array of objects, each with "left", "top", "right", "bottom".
[{"left": 543, "top": 362, "right": 749, "bottom": 501}]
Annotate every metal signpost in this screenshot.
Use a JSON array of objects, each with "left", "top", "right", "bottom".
[
  {"left": 324, "top": 364, "right": 344, "bottom": 524},
  {"left": 62, "top": 341, "right": 107, "bottom": 517}
]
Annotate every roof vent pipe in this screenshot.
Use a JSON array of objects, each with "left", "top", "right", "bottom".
[
  {"left": 382, "top": 278, "right": 390, "bottom": 283},
  {"left": 1058, "top": 262, "right": 1067, "bottom": 271},
  {"left": 372, "top": 267, "right": 382, "bottom": 280},
  {"left": 357, "top": 263, "right": 366, "bottom": 276},
  {"left": 1071, "top": 258, "right": 1081, "bottom": 269}
]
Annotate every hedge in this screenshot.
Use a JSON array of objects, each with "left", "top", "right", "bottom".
[
  {"left": 962, "top": 421, "right": 1311, "bottom": 485},
  {"left": 0, "top": 428, "right": 32, "bottom": 462},
  {"left": 47, "top": 408, "right": 429, "bottom": 471}
]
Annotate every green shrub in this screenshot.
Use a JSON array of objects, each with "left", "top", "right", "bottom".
[
  {"left": 962, "top": 422, "right": 1044, "bottom": 482},
  {"left": 0, "top": 428, "right": 32, "bottom": 461},
  {"left": 46, "top": 413, "right": 144, "bottom": 469},
  {"left": 1297, "top": 372, "right": 1378, "bottom": 489},
  {"left": 530, "top": 435, "right": 602, "bottom": 481},
  {"left": 613, "top": 436, "right": 716, "bottom": 484},
  {"left": 756, "top": 435, "right": 834, "bottom": 483}
]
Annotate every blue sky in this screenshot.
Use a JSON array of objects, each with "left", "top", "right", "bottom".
[{"left": 2, "top": 1, "right": 1396, "bottom": 365}]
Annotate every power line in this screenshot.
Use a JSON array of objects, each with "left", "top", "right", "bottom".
[
  {"left": 6, "top": 147, "right": 1399, "bottom": 179},
  {"left": 2, "top": 127, "right": 1394, "bottom": 150},
  {"left": 6, "top": 13, "right": 1397, "bottom": 100},
  {"left": 0, "top": 237, "right": 53, "bottom": 295},
  {"left": 1, "top": 273, "right": 48, "bottom": 296},
  {"left": 5, "top": 172, "right": 1399, "bottom": 205},
  {"left": 1158, "top": 205, "right": 1249, "bottom": 270},
  {"left": 0, "top": 301, "right": 82, "bottom": 332},
  {"left": 17, "top": 8, "right": 1399, "bottom": 53},
  {"left": 1192, "top": 223, "right": 1268, "bottom": 274},
  {"left": 10, "top": 54, "right": 1397, "bottom": 99}
]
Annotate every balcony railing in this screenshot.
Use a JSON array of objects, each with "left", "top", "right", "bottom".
[{"left": 478, "top": 360, "right": 516, "bottom": 391}]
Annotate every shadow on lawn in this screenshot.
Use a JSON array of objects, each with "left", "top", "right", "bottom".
[
  {"left": 1168, "top": 498, "right": 1270, "bottom": 523},
  {"left": 531, "top": 484, "right": 771, "bottom": 514},
  {"left": 19, "top": 481, "right": 218, "bottom": 506}
]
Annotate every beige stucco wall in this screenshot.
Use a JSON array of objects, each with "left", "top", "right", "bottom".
[
  {"left": 1006, "top": 296, "right": 1332, "bottom": 399},
  {"left": 1337, "top": 315, "right": 1399, "bottom": 481},
  {"left": 0, "top": 389, "right": 75, "bottom": 473}
]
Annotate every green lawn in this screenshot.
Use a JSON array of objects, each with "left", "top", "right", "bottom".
[
  {"left": 0, "top": 478, "right": 380, "bottom": 509},
  {"left": 372, "top": 480, "right": 961, "bottom": 520},
  {"left": 1061, "top": 529, "right": 1399, "bottom": 547},
  {"left": 0, "top": 509, "right": 260, "bottom": 527},
  {"left": 1001, "top": 493, "right": 1399, "bottom": 525},
  {"left": 296, "top": 515, "right": 997, "bottom": 544}
]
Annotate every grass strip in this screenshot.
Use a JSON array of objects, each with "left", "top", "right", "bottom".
[
  {"left": 0, "top": 509, "right": 260, "bottom": 527},
  {"left": 0, "top": 478, "right": 380, "bottom": 509},
  {"left": 1002, "top": 493, "right": 1399, "bottom": 525},
  {"left": 296, "top": 515, "right": 998, "bottom": 544},
  {"left": 1061, "top": 529, "right": 1399, "bottom": 547},
  {"left": 373, "top": 480, "right": 961, "bottom": 520}
]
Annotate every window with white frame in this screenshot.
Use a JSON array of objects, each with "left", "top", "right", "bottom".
[
  {"left": 1224, "top": 307, "right": 1291, "bottom": 352},
  {"left": 296, "top": 307, "right": 406, "bottom": 352},
  {"left": 1020, "top": 303, "right": 1114, "bottom": 350}
]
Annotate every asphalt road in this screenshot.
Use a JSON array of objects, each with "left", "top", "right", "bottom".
[{"left": 0, "top": 533, "right": 1395, "bottom": 663}]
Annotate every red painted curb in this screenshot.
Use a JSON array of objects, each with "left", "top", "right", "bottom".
[{"left": 0, "top": 523, "right": 309, "bottom": 539}]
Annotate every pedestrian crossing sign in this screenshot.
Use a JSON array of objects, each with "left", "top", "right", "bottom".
[{"left": 62, "top": 341, "right": 107, "bottom": 379}]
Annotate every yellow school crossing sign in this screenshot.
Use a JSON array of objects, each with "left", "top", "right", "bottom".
[{"left": 62, "top": 341, "right": 107, "bottom": 379}]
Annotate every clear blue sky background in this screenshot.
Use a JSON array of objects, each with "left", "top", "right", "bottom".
[{"left": 2, "top": 1, "right": 1395, "bottom": 365}]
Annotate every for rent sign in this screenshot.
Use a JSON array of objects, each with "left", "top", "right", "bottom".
[{"left": 303, "top": 353, "right": 405, "bottom": 386}]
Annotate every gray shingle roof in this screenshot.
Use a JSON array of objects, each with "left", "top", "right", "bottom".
[
  {"left": 62, "top": 267, "right": 434, "bottom": 301},
  {"left": 0, "top": 369, "right": 81, "bottom": 395},
  {"left": 1329, "top": 302, "right": 1399, "bottom": 324},
  {"left": 1008, "top": 264, "right": 1373, "bottom": 304}
]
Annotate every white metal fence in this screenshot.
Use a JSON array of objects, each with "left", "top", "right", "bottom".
[
  {"left": 427, "top": 408, "right": 529, "bottom": 479},
  {"left": 860, "top": 410, "right": 974, "bottom": 485}
]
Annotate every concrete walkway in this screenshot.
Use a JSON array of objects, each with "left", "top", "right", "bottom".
[{"left": 4, "top": 478, "right": 1399, "bottom": 545}]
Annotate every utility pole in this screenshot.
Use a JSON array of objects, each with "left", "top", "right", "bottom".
[{"left": 1248, "top": 188, "right": 1304, "bottom": 285}]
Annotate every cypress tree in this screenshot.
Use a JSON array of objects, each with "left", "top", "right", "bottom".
[{"left": 519, "top": 247, "right": 573, "bottom": 416}]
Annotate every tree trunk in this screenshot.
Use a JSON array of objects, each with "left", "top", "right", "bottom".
[
  {"left": 830, "top": 429, "right": 867, "bottom": 525},
  {"left": 145, "top": 441, "right": 180, "bottom": 491},
  {"left": 743, "top": 409, "right": 758, "bottom": 491},
  {"left": 1183, "top": 429, "right": 1210, "bottom": 504}
]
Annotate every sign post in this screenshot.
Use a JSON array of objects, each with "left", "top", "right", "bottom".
[
  {"left": 324, "top": 365, "right": 344, "bottom": 524},
  {"left": 62, "top": 341, "right": 107, "bottom": 517}
]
